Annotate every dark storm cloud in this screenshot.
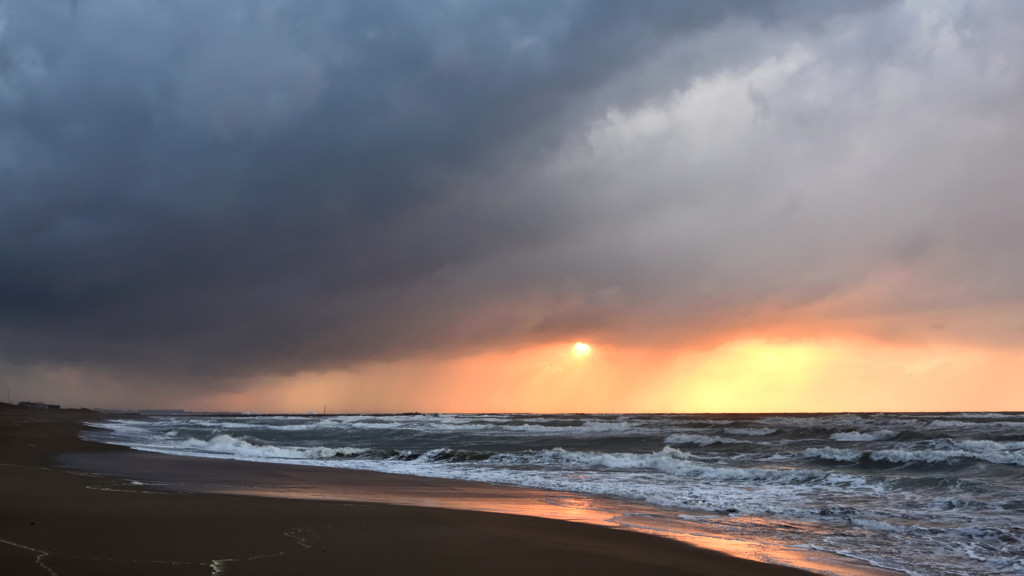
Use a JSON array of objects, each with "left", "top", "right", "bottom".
[{"left": 5, "top": 0, "right": 1023, "bottom": 387}]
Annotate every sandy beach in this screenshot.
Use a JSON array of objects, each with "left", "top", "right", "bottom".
[{"left": 0, "top": 404, "right": 823, "bottom": 576}]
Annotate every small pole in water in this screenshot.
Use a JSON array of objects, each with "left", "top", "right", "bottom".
[{"left": 323, "top": 404, "right": 326, "bottom": 416}]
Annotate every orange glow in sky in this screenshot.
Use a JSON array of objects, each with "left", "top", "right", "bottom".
[{"left": 195, "top": 337, "right": 1024, "bottom": 414}]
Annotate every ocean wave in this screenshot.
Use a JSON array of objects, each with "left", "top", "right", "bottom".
[
  {"left": 829, "top": 430, "right": 898, "bottom": 442},
  {"left": 805, "top": 446, "right": 1024, "bottom": 467},
  {"left": 411, "top": 448, "right": 496, "bottom": 463},
  {"left": 871, "top": 448, "right": 1024, "bottom": 467},
  {"left": 217, "top": 435, "right": 362, "bottom": 459},
  {"left": 952, "top": 439, "right": 1024, "bottom": 451},
  {"left": 722, "top": 427, "right": 777, "bottom": 436},
  {"left": 345, "top": 421, "right": 410, "bottom": 430},
  {"left": 849, "top": 518, "right": 909, "bottom": 533},
  {"left": 926, "top": 418, "right": 1024, "bottom": 431},
  {"left": 949, "top": 412, "right": 1018, "bottom": 420},
  {"left": 136, "top": 434, "right": 861, "bottom": 486},
  {"left": 326, "top": 416, "right": 650, "bottom": 436},
  {"left": 112, "top": 414, "right": 657, "bottom": 438},
  {"left": 804, "top": 447, "right": 863, "bottom": 462},
  {"left": 90, "top": 419, "right": 156, "bottom": 436},
  {"left": 759, "top": 414, "right": 868, "bottom": 430},
  {"left": 664, "top": 433, "right": 740, "bottom": 446},
  {"left": 529, "top": 447, "right": 861, "bottom": 485},
  {"left": 140, "top": 432, "right": 506, "bottom": 465},
  {"left": 165, "top": 434, "right": 366, "bottom": 460}
]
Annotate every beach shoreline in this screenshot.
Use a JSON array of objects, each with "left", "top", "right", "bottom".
[{"left": 1, "top": 405, "right": 829, "bottom": 575}]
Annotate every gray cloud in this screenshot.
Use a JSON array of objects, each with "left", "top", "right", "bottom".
[{"left": 4, "top": 0, "right": 1022, "bottom": 390}]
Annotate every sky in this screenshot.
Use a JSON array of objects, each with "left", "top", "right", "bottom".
[{"left": 2, "top": 0, "right": 1023, "bottom": 412}]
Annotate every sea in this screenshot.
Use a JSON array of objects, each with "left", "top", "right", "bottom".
[{"left": 83, "top": 412, "right": 1024, "bottom": 576}]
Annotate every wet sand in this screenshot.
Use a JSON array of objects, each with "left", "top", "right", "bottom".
[{"left": 0, "top": 404, "right": 818, "bottom": 575}]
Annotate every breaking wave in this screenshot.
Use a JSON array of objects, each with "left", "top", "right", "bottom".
[
  {"left": 665, "top": 433, "right": 741, "bottom": 446},
  {"left": 829, "top": 430, "right": 898, "bottom": 442},
  {"left": 165, "top": 434, "right": 366, "bottom": 460},
  {"left": 805, "top": 445, "right": 1024, "bottom": 467}
]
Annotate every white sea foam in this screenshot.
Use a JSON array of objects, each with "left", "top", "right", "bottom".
[
  {"left": 321, "top": 416, "right": 650, "bottom": 436},
  {"left": 523, "top": 447, "right": 865, "bottom": 486},
  {"left": 952, "top": 439, "right": 1024, "bottom": 451},
  {"left": 154, "top": 433, "right": 366, "bottom": 460},
  {"left": 804, "top": 447, "right": 862, "bottom": 462},
  {"left": 926, "top": 418, "right": 1024, "bottom": 431},
  {"left": 829, "top": 430, "right": 898, "bottom": 442},
  {"left": 849, "top": 518, "right": 909, "bottom": 533},
  {"left": 664, "top": 433, "right": 740, "bottom": 446},
  {"left": 806, "top": 446, "right": 1024, "bottom": 467},
  {"left": 346, "top": 421, "right": 409, "bottom": 430},
  {"left": 871, "top": 448, "right": 1024, "bottom": 467}
]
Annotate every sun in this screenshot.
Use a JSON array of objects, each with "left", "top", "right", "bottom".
[{"left": 571, "top": 342, "right": 592, "bottom": 358}]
